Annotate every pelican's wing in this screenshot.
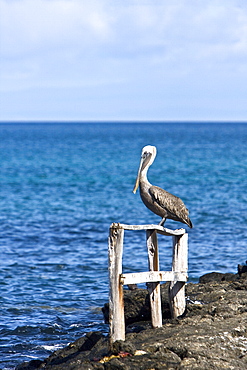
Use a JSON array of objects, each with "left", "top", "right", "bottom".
[{"left": 149, "top": 185, "right": 190, "bottom": 219}]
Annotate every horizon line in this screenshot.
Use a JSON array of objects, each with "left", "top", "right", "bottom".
[{"left": 1, "top": 119, "right": 247, "bottom": 124}]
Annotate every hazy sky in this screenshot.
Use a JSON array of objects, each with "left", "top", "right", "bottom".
[{"left": 1, "top": 0, "right": 247, "bottom": 121}]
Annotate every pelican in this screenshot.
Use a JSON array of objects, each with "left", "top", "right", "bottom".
[{"left": 133, "top": 145, "right": 193, "bottom": 228}]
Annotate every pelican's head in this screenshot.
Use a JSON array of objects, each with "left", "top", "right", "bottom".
[{"left": 133, "top": 145, "right": 157, "bottom": 193}]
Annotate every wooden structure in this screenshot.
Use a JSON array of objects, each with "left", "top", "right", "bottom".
[{"left": 108, "top": 223, "right": 188, "bottom": 346}]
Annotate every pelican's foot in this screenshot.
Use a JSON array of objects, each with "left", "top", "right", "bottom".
[{"left": 158, "top": 217, "right": 166, "bottom": 227}]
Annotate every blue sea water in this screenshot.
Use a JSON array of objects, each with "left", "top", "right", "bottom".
[{"left": 0, "top": 121, "right": 247, "bottom": 368}]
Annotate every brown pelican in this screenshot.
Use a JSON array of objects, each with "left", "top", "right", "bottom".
[{"left": 133, "top": 145, "right": 193, "bottom": 228}]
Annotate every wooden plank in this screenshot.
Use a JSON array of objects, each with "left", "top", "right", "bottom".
[
  {"left": 120, "top": 271, "right": 187, "bottom": 285},
  {"left": 146, "top": 230, "right": 162, "bottom": 328},
  {"left": 169, "top": 233, "right": 188, "bottom": 319},
  {"left": 108, "top": 227, "right": 125, "bottom": 346},
  {"left": 110, "top": 223, "right": 185, "bottom": 236}
]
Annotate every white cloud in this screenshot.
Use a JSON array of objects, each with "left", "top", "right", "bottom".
[
  {"left": 1, "top": 0, "right": 247, "bottom": 120},
  {"left": 0, "top": 0, "right": 111, "bottom": 57},
  {"left": 2, "top": 0, "right": 247, "bottom": 60}
]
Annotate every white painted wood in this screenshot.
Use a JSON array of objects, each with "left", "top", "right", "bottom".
[
  {"left": 108, "top": 227, "right": 125, "bottom": 345},
  {"left": 169, "top": 233, "right": 188, "bottom": 319},
  {"left": 120, "top": 271, "right": 187, "bottom": 285},
  {"left": 146, "top": 230, "right": 162, "bottom": 328},
  {"left": 110, "top": 222, "right": 185, "bottom": 236}
]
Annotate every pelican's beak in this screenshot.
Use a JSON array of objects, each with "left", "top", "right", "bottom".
[
  {"left": 133, "top": 157, "right": 144, "bottom": 194},
  {"left": 133, "top": 175, "right": 139, "bottom": 194}
]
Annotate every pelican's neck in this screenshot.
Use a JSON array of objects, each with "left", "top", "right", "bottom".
[{"left": 140, "top": 165, "right": 151, "bottom": 187}]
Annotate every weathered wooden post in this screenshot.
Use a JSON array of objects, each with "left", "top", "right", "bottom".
[
  {"left": 108, "top": 224, "right": 125, "bottom": 346},
  {"left": 169, "top": 233, "right": 188, "bottom": 318},
  {"left": 146, "top": 230, "right": 162, "bottom": 328},
  {"left": 108, "top": 223, "right": 188, "bottom": 346}
]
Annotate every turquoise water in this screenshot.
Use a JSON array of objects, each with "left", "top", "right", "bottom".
[{"left": 0, "top": 122, "right": 247, "bottom": 368}]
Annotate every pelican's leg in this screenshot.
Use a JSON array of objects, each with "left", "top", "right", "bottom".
[{"left": 159, "top": 217, "right": 166, "bottom": 226}]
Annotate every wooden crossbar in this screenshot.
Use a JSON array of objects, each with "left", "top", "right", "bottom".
[
  {"left": 108, "top": 223, "right": 188, "bottom": 347},
  {"left": 110, "top": 222, "right": 186, "bottom": 236},
  {"left": 120, "top": 271, "right": 187, "bottom": 285}
]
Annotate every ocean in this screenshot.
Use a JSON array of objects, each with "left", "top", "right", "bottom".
[{"left": 0, "top": 122, "right": 246, "bottom": 368}]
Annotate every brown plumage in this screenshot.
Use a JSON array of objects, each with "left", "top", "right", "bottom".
[{"left": 133, "top": 145, "right": 193, "bottom": 228}]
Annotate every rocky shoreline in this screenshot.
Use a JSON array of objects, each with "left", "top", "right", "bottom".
[{"left": 17, "top": 266, "right": 247, "bottom": 369}]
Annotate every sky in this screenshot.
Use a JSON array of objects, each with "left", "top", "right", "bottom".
[{"left": 0, "top": 0, "right": 247, "bottom": 122}]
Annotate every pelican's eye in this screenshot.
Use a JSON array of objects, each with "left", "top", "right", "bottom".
[{"left": 142, "top": 151, "right": 151, "bottom": 161}]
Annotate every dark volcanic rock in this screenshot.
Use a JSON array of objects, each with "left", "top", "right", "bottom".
[
  {"left": 102, "top": 282, "right": 171, "bottom": 325},
  {"left": 102, "top": 288, "right": 152, "bottom": 324},
  {"left": 16, "top": 332, "right": 106, "bottom": 370},
  {"left": 199, "top": 271, "right": 237, "bottom": 283},
  {"left": 238, "top": 262, "right": 247, "bottom": 276},
  {"left": 16, "top": 273, "right": 247, "bottom": 370}
]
